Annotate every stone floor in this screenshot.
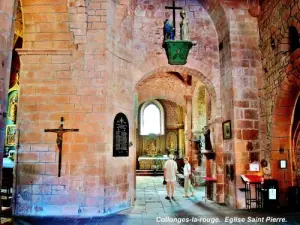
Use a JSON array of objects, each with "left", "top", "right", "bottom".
[{"left": 6, "top": 176, "right": 300, "bottom": 225}]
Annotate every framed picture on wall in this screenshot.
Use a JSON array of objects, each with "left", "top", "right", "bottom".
[
  {"left": 222, "top": 120, "right": 232, "bottom": 140},
  {"left": 5, "top": 125, "right": 17, "bottom": 146}
]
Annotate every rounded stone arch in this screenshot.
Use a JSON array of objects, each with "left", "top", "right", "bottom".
[
  {"left": 272, "top": 7, "right": 300, "bottom": 54},
  {"left": 196, "top": 0, "right": 229, "bottom": 41},
  {"left": 291, "top": 94, "right": 300, "bottom": 180},
  {"left": 192, "top": 82, "right": 208, "bottom": 134},
  {"left": 13, "top": 0, "right": 24, "bottom": 44},
  {"left": 270, "top": 74, "right": 300, "bottom": 188},
  {"left": 135, "top": 65, "right": 218, "bottom": 119},
  {"left": 138, "top": 96, "right": 184, "bottom": 109},
  {"left": 134, "top": 63, "right": 224, "bottom": 202},
  {"left": 136, "top": 66, "right": 216, "bottom": 99},
  {"left": 273, "top": 47, "right": 300, "bottom": 186},
  {"left": 120, "top": 0, "right": 227, "bottom": 90},
  {"left": 135, "top": 55, "right": 218, "bottom": 85}
]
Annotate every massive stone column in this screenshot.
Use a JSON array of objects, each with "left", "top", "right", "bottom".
[
  {"left": 184, "top": 95, "right": 192, "bottom": 159},
  {"left": 178, "top": 129, "right": 184, "bottom": 158},
  {"left": 0, "top": 0, "right": 16, "bottom": 214}
]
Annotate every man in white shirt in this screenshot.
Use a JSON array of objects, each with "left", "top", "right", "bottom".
[{"left": 164, "top": 154, "right": 177, "bottom": 200}]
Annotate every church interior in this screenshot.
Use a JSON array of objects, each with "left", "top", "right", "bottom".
[{"left": 0, "top": 0, "right": 300, "bottom": 224}]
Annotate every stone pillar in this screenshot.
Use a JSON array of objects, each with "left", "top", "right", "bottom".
[
  {"left": 184, "top": 95, "right": 192, "bottom": 159},
  {"left": 133, "top": 93, "right": 138, "bottom": 201},
  {"left": 178, "top": 129, "right": 184, "bottom": 158},
  {"left": 0, "top": 0, "right": 16, "bottom": 215}
]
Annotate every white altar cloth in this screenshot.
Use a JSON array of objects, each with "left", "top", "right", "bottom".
[
  {"left": 138, "top": 156, "right": 169, "bottom": 161},
  {"left": 3, "top": 158, "right": 14, "bottom": 168}
]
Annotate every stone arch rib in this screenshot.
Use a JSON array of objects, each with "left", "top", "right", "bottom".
[{"left": 136, "top": 66, "right": 217, "bottom": 103}]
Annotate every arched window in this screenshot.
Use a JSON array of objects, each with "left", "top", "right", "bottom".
[
  {"left": 140, "top": 100, "right": 165, "bottom": 135},
  {"left": 289, "top": 26, "right": 300, "bottom": 53}
]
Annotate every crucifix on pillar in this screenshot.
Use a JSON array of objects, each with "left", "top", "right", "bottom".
[
  {"left": 165, "top": 0, "right": 183, "bottom": 37},
  {"left": 44, "top": 117, "right": 79, "bottom": 177}
]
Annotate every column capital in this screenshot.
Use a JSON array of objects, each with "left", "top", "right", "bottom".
[{"left": 184, "top": 94, "right": 193, "bottom": 101}]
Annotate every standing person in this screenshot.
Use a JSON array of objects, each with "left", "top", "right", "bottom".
[
  {"left": 164, "top": 154, "right": 177, "bottom": 200},
  {"left": 183, "top": 157, "right": 194, "bottom": 197}
]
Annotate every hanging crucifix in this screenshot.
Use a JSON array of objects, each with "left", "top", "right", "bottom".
[
  {"left": 165, "top": 0, "right": 183, "bottom": 37},
  {"left": 44, "top": 117, "right": 79, "bottom": 177}
]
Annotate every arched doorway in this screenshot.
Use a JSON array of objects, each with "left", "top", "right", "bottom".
[
  {"left": 292, "top": 95, "right": 300, "bottom": 181},
  {"left": 134, "top": 66, "right": 223, "bottom": 203},
  {"left": 270, "top": 71, "right": 300, "bottom": 203}
]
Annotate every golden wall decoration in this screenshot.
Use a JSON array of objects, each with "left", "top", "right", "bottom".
[{"left": 5, "top": 125, "right": 17, "bottom": 146}]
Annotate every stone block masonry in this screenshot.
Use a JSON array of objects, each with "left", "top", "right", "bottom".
[
  {"left": 258, "top": 0, "right": 300, "bottom": 204},
  {"left": 0, "top": 0, "right": 297, "bottom": 218}
]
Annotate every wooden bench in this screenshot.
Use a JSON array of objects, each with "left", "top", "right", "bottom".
[{"left": 176, "top": 173, "right": 184, "bottom": 187}]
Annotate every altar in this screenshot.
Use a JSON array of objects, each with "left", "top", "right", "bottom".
[{"left": 138, "top": 156, "right": 169, "bottom": 170}]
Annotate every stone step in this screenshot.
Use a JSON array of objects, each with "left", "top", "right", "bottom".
[{"left": 136, "top": 170, "right": 164, "bottom": 176}]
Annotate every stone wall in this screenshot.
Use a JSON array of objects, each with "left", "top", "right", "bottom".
[
  {"left": 106, "top": 0, "right": 136, "bottom": 215},
  {"left": 192, "top": 84, "right": 206, "bottom": 135},
  {"left": 225, "top": 2, "right": 262, "bottom": 208},
  {"left": 121, "top": 0, "right": 262, "bottom": 208},
  {"left": 22, "top": 0, "right": 73, "bottom": 49},
  {"left": 136, "top": 72, "right": 187, "bottom": 107},
  {"left": 258, "top": 0, "right": 300, "bottom": 203},
  {"left": 125, "top": 1, "right": 224, "bottom": 200},
  {"left": 2, "top": 0, "right": 297, "bottom": 217},
  {"left": 13, "top": 0, "right": 135, "bottom": 217}
]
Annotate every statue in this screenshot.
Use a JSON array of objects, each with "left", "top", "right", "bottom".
[
  {"left": 8, "top": 93, "right": 18, "bottom": 124},
  {"left": 8, "top": 73, "right": 19, "bottom": 124},
  {"left": 197, "top": 137, "right": 202, "bottom": 151},
  {"left": 168, "top": 136, "right": 175, "bottom": 149},
  {"left": 199, "top": 133, "right": 205, "bottom": 150},
  {"left": 162, "top": 5, "right": 195, "bottom": 65},
  {"left": 163, "top": 19, "right": 175, "bottom": 42},
  {"left": 203, "top": 126, "right": 213, "bottom": 151},
  {"left": 194, "top": 136, "right": 203, "bottom": 165},
  {"left": 168, "top": 136, "right": 175, "bottom": 155},
  {"left": 147, "top": 140, "right": 157, "bottom": 156},
  {"left": 180, "top": 10, "right": 189, "bottom": 40},
  {"left": 6, "top": 125, "right": 16, "bottom": 146}
]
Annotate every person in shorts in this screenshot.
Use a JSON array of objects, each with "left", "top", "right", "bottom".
[{"left": 164, "top": 154, "right": 177, "bottom": 200}]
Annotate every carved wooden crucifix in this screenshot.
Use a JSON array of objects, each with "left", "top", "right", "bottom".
[
  {"left": 165, "top": 0, "right": 183, "bottom": 37},
  {"left": 44, "top": 117, "right": 79, "bottom": 177}
]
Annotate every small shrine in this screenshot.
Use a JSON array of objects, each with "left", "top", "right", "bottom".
[
  {"left": 4, "top": 73, "right": 19, "bottom": 158},
  {"left": 163, "top": 1, "right": 195, "bottom": 65}
]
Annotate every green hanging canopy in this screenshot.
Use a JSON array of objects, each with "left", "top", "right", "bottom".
[{"left": 163, "top": 40, "right": 194, "bottom": 65}]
